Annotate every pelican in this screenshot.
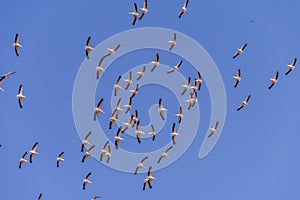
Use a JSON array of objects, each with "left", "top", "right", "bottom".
[
  {"left": 157, "top": 146, "right": 173, "bottom": 163},
  {"left": 285, "top": 58, "right": 297, "bottom": 75},
  {"left": 168, "top": 33, "right": 177, "bottom": 51},
  {"left": 148, "top": 124, "right": 156, "bottom": 141},
  {"left": 132, "top": 110, "right": 139, "bottom": 127},
  {"left": 38, "top": 193, "right": 42, "bottom": 200},
  {"left": 19, "top": 152, "right": 28, "bottom": 169},
  {"left": 143, "top": 166, "right": 155, "bottom": 190},
  {"left": 29, "top": 142, "right": 39, "bottom": 163},
  {"left": 135, "top": 156, "right": 148, "bottom": 174},
  {"left": 96, "top": 57, "right": 105, "bottom": 80},
  {"left": 124, "top": 97, "right": 133, "bottom": 114},
  {"left": 103, "top": 44, "right": 121, "bottom": 58},
  {"left": 114, "top": 127, "right": 125, "bottom": 150},
  {"left": 113, "top": 76, "right": 122, "bottom": 96},
  {"left": 122, "top": 114, "right": 133, "bottom": 132},
  {"left": 105, "top": 145, "right": 111, "bottom": 163},
  {"left": 268, "top": 71, "right": 279, "bottom": 90},
  {"left": 139, "top": 0, "right": 148, "bottom": 20},
  {"left": 82, "top": 145, "right": 95, "bottom": 163},
  {"left": 150, "top": 53, "right": 160, "bottom": 72},
  {"left": 129, "top": 3, "right": 139, "bottom": 25},
  {"left": 16, "top": 84, "right": 26, "bottom": 109},
  {"left": 114, "top": 98, "right": 124, "bottom": 117},
  {"left": 13, "top": 33, "right": 22, "bottom": 56},
  {"left": 109, "top": 109, "right": 119, "bottom": 129},
  {"left": 181, "top": 77, "right": 190, "bottom": 95},
  {"left": 175, "top": 106, "right": 183, "bottom": 123},
  {"left": 81, "top": 131, "right": 92, "bottom": 152},
  {"left": 191, "top": 91, "right": 198, "bottom": 107},
  {"left": 94, "top": 98, "right": 105, "bottom": 121},
  {"left": 92, "top": 196, "right": 101, "bottom": 200},
  {"left": 0, "top": 71, "right": 16, "bottom": 92},
  {"left": 170, "top": 123, "right": 179, "bottom": 145},
  {"left": 135, "top": 121, "right": 145, "bottom": 143},
  {"left": 56, "top": 152, "right": 64, "bottom": 168},
  {"left": 208, "top": 121, "right": 219, "bottom": 137},
  {"left": 130, "top": 84, "right": 139, "bottom": 98},
  {"left": 158, "top": 98, "right": 167, "bottom": 120},
  {"left": 100, "top": 141, "right": 109, "bottom": 162},
  {"left": 179, "top": 0, "right": 189, "bottom": 18},
  {"left": 137, "top": 66, "right": 146, "bottom": 81},
  {"left": 85, "top": 36, "right": 93, "bottom": 59},
  {"left": 237, "top": 95, "right": 251, "bottom": 111},
  {"left": 124, "top": 71, "right": 132, "bottom": 90},
  {"left": 195, "top": 72, "right": 202, "bottom": 90},
  {"left": 186, "top": 92, "right": 194, "bottom": 110},
  {"left": 233, "top": 43, "right": 247, "bottom": 59},
  {"left": 167, "top": 60, "right": 183, "bottom": 74},
  {"left": 233, "top": 69, "right": 241, "bottom": 88},
  {"left": 83, "top": 172, "right": 92, "bottom": 190}
]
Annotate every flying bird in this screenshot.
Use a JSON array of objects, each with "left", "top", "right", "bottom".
[
  {"left": 124, "top": 71, "right": 132, "bottom": 90},
  {"left": 208, "top": 121, "right": 219, "bottom": 137},
  {"left": 113, "top": 76, "right": 122, "bottom": 96},
  {"left": 13, "top": 33, "right": 22, "bottom": 56},
  {"left": 109, "top": 109, "right": 119, "bottom": 129},
  {"left": 148, "top": 124, "right": 156, "bottom": 141},
  {"left": 82, "top": 145, "right": 95, "bottom": 163},
  {"left": 175, "top": 106, "right": 183, "bottom": 123},
  {"left": 29, "top": 142, "right": 39, "bottom": 163},
  {"left": 100, "top": 141, "right": 109, "bottom": 162},
  {"left": 237, "top": 95, "right": 251, "bottom": 111},
  {"left": 81, "top": 131, "right": 92, "bottom": 152},
  {"left": 179, "top": 0, "right": 189, "bottom": 18},
  {"left": 150, "top": 53, "right": 160, "bottom": 72},
  {"left": 83, "top": 172, "right": 92, "bottom": 190},
  {"left": 168, "top": 33, "right": 177, "bottom": 51},
  {"left": 135, "top": 121, "right": 145, "bottom": 143},
  {"left": 195, "top": 72, "right": 202, "bottom": 90},
  {"left": 56, "top": 152, "right": 64, "bottom": 168},
  {"left": 167, "top": 60, "right": 183, "bottom": 74},
  {"left": 85, "top": 36, "right": 93, "bottom": 59},
  {"left": 139, "top": 0, "right": 148, "bottom": 20},
  {"left": 124, "top": 97, "right": 133, "bottom": 114},
  {"left": 103, "top": 44, "right": 121, "bottom": 58},
  {"left": 94, "top": 98, "right": 105, "bottom": 121},
  {"left": 137, "top": 66, "right": 146, "bottom": 81},
  {"left": 114, "top": 127, "right": 125, "bottom": 149},
  {"left": 158, "top": 98, "right": 167, "bottom": 120},
  {"left": 114, "top": 98, "right": 124, "bottom": 116},
  {"left": 19, "top": 152, "right": 28, "bottom": 169},
  {"left": 96, "top": 57, "right": 105, "bottom": 79},
  {"left": 16, "top": 84, "right": 26, "bottom": 108},
  {"left": 143, "top": 166, "right": 155, "bottom": 190},
  {"left": 233, "top": 43, "right": 247, "bottom": 59},
  {"left": 122, "top": 114, "right": 133, "bottom": 132},
  {"left": 170, "top": 123, "right": 179, "bottom": 145},
  {"left": 268, "top": 71, "right": 279, "bottom": 89},
  {"left": 181, "top": 77, "right": 190, "bottom": 95},
  {"left": 135, "top": 156, "right": 148, "bottom": 174},
  {"left": 157, "top": 146, "right": 173, "bottom": 163},
  {"left": 129, "top": 3, "right": 139, "bottom": 25},
  {"left": 233, "top": 69, "right": 242, "bottom": 88},
  {"left": 285, "top": 58, "right": 297, "bottom": 75}
]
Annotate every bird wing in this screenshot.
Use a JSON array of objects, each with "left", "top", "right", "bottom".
[
  {"left": 285, "top": 68, "right": 292, "bottom": 75},
  {"left": 172, "top": 135, "right": 176, "bottom": 145},
  {"left": 86, "top": 172, "right": 92, "bottom": 179},
  {"left": 292, "top": 58, "right": 297, "bottom": 66},
  {"left": 137, "top": 134, "right": 141, "bottom": 143},
  {"left": 148, "top": 166, "right": 152, "bottom": 176},
  {"left": 88, "top": 145, "right": 95, "bottom": 153},
  {"left": 85, "top": 131, "right": 92, "bottom": 140},
  {"left": 274, "top": 71, "right": 279, "bottom": 80},
  {"left": 241, "top": 43, "right": 247, "bottom": 50},
  {"left": 81, "top": 155, "right": 87, "bottom": 163},
  {"left": 157, "top": 155, "right": 163, "bottom": 163},
  {"left": 134, "top": 3, "right": 138, "bottom": 12},
  {"left": 159, "top": 110, "right": 165, "bottom": 121},
  {"left": 185, "top": 0, "right": 189, "bottom": 8},
  {"left": 237, "top": 103, "right": 244, "bottom": 111},
  {"left": 97, "top": 98, "right": 103, "bottom": 108},
  {"left": 114, "top": 44, "right": 121, "bottom": 52},
  {"left": 18, "top": 84, "right": 23, "bottom": 94},
  {"left": 214, "top": 121, "right": 219, "bottom": 129},
  {"left": 237, "top": 69, "right": 241, "bottom": 77},
  {"left": 18, "top": 98, "right": 23, "bottom": 109},
  {"left": 86, "top": 37, "right": 91, "bottom": 46},
  {"left": 233, "top": 51, "right": 240, "bottom": 59},
  {"left": 165, "top": 146, "right": 173, "bottom": 154},
  {"left": 32, "top": 142, "right": 38, "bottom": 151},
  {"left": 141, "top": 156, "right": 148, "bottom": 164},
  {"left": 234, "top": 79, "right": 239, "bottom": 88},
  {"left": 132, "top": 15, "right": 137, "bottom": 25},
  {"left": 15, "top": 33, "right": 19, "bottom": 43},
  {"left": 172, "top": 123, "right": 176, "bottom": 133},
  {"left": 139, "top": 12, "right": 145, "bottom": 20},
  {"left": 155, "top": 53, "right": 159, "bottom": 62},
  {"left": 246, "top": 95, "right": 251, "bottom": 102},
  {"left": 268, "top": 82, "right": 275, "bottom": 90},
  {"left": 38, "top": 193, "right": 43, "bottom": 200},
  {"left": 179, "top": 10, "right": 184, "bottom": 18}
]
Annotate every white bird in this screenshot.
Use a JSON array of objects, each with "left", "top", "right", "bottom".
[
  {"left": 122, "top": 115, "right": 133, "bottom": 133},
  {"left": 158, "top": 98, "right": 167, "bottom": 120},
  {"left": 105, "top": 145, "right": 111, "bottom": 163},
  {"left": 103, "top": 44, "right": 121, "bottom": 58},
  {"left": 114, "top": 127, "right": 125, "bottom": 150},
  {"left": 82, "top": 145, "right": 95, "bottom": 163},
  {"left": 130, "top": 84, "right": 139, "bottom": 98},
  {"left": 208, "top": 121, "right": 219, "bottom": 137},
  {"left": 19, "top": 152, "right": 28, "bottom": 169},
  {"left": 175, "top": 106, "right": 183, "bottom": 123},
  {"left": 143, "top": 166, "right": 156, "bottom": 190},
  {"left": 29, "top": 142, "right": 39, "bottom": 163},
  {"left": 148, "top": 124, "right": 156, "bottom": 141},
  {"left": 167, "top": 60, "right": 183, "bottom": 74},
  {"left": 170, "top": 123, "right": 179, "bottom": 145},
  {"left": 285, "top": 58, "right": 297, "bottom": 75},
  {"left": 179, "top": 0, "right": 189, "bottom": 18},
  {"left": 94, "top": 98, "right": 105, "bottom": 121},
  {"left": 137, "top": 66, "right": 146, "bottom": 81},
  {"left": 83, "top": 172, "right": 92, "bottom": 190},
  {"left": 16, "top": 84, "right": 26, "bottom": 108},
  {"left": 0, "top": 71, "right": 16, "bottom": 92},
  {"left": 129, "top": 3, "right": 139, "bottom": 25},
  {"left": 114, "top": 98, "right": 124, "bottom": 116},
  {"left": 139, "top": 0, "right": 148, "bottom": 20},
  {"left": 114, "top": 76, "right": 122, "bottom": 96},
  {"left": 195, "top": 72, "right": 202, "bottom": 90},
  {"left": 233, "top": 43, "right": 247, "bottom": 59},
  {"left": 81, "top": 131, "right": 92, "bottom": 152},
  {"left": 13, "top": 33, "right": 22, "bottom": 56},
  {"left": 181, "top": 77, "right": 190, "bottom": 95},
  {"left": 233, "top": 69, "right": 241, "bottom": 88},
  {"left": 150, "top": 53, "right": 160, "bottom": 72},
  {"left": 56, "top": 152, "right": 64, "bottom": 168},
  {"left": 157, "top": 146, "right": 173, "bottom": 163},
  {"left": 124, "top": 97, "right": 133, "bottom": 114},
  {"left": 100, "top": 141, "right": 109, "bottom": 162},
  {"left": 85, "top": 36, "right": 93, "bottom": 59},
  {"left": 124, "top": 71, "right": 132, "bottom": 90},
  {"left": 135, "top": 121, "right": 145, "bottom": 143},
  {"left": 135, "top": 156, "right": 148, "bottom": 175},
  {"left": 268, "top": 71, "right": 279, "bottom": 90},
  {"left": 237, "top": 95, "right": 251, "bottom": 111},
  {"left": 96, "top": 57, "right": 105, "bottom": 80},
  {"left": 168, "top": 33, "right": 177, "bottom": 51},
  {"left": 109, "top": 109, "right": 119, "bottom": 129}
]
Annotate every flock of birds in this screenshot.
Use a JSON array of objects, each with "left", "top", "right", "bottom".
[{"left": 0, "top": 0, "right": 298, "bottom": 199}]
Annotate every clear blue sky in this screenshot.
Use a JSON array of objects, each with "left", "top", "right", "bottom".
[{"left": 1, "top": 0, "right": 300, "bottom": 199}]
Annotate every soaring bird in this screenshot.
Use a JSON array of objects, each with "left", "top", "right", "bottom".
[
  {"left": 94, "top": 98, "right": 105, "bottom": 121},
  {"left": 148, "top": 124, "right": 156, "bottom": 141},
  {"left": 170, "top": 123, "right": 179, "bottom": 145},
  {"left": 208, "top": 121, "right": 219, "bottom": 137},
  {"left": 175, "top": 106, "right": 183, "bottom": 123},
  {"left": 81, "top": 131, "right": 92, "bottom": 152},
  {"left": 268, "top": 71, "right": 279, "bottom": 90},
  {"left": 237, "top": 95, "right": 251, "bottom": 111},
  {"left": 137, "top": 66, "right": 146, "bottom": 81},
  {"left": 158, "top": 98, "right": 167, "bottom": 120},
  {"left": 105, "top": 145, "right": 111, "bottom": 163},
  {"left": 135, "top": 156, "right": 148, "bottom": 174},
  {"left": 103, "top": 44, "right": 121, "bottom": 58},
  {"left": 19, "top": 152, "right": 28, "bottom": 169},
  {"left": 167, "top": 60, "right": 183, "bottom": 74},
  {"left": 157, "top": 146, "right": 173, "bottom": 163},
  {"left": 0, "top": 71, "right": 16, "bottom": 92},
  {"left": 124, "top": 71, "right": 132, "bottom": 90},
  {"left": 186, "top": 92, "right": 197, "bottom": 110},
  {"left": 130, "top": 84, "right": 139, "bottom": 98},
  {"left": 16, "top": 84, "right": 26, "bottom": 108},
  {"left": 139, "top": 0, "right": 148, "bottom": 20},
  {"left": 56, "top": 152, "right": 64, "bottom": 168},
  {"left": 285, "top": 58, "right": 297, "bottom": 75},
  {"left": 113, "top": 76, "right": 122, "bottom": 96},
  {"left": 29, "top": 142, "right": 39, "bottom": 163},
  {"left": 114, "top": 98, "right": 124, "bottom": 116},
  {"left": 168, "top": 33, "right": 177, "bottom": 51},
  {"left": 150, "top": 53, "right": 160, "bottom": 72},
  {"left": 129, "top": 3, "right": 139, "bottom": 25},
  {"left": 13, "top": 33, "right": 22, "bottom": 56},
  {"left": 233, "top": 69, "right": 241, "bottom": 88},
  {"left": 181, "top": 77, "right": 190, "bottom": 95},
  {"left": 85, "top": 36, "right": 93, "bottom": 59},
  {"left": 143, "top": 166, "right": 155, "bottom": 190},
  {"left": 135, "top": 121, "right": 145, "bottom": 143},
  {"left": 233, "top": 43, "right": 247, "bottom": 59},
  {"left": 38, "top": 193, "right": 43, "bottom": 200},
  {"left": 132, "top": 110, "right": 139, "bottom": 128},
  {"left": 122, "top": 114, "right": 133, "bottom": 132},
  {"left": 82, "top": 145, "right": 95, "bottom": 163},
  {"left": 114, "top": 127, "right": 125, "bottom": 149},
  {"left": 83, "top": 172, "right": 92, "bottom": 190},
  {"left": 178, "top": 0, "right": 189, "bottom": 18},
  {"left": 109, "top": 109, "right": 119, "bottom": 129},
  {"left": 96, "top": 57, "right": 105, "bottom": 79},
  {"left": 195, "top": 72, "right": 202, "bottom": 90}
]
